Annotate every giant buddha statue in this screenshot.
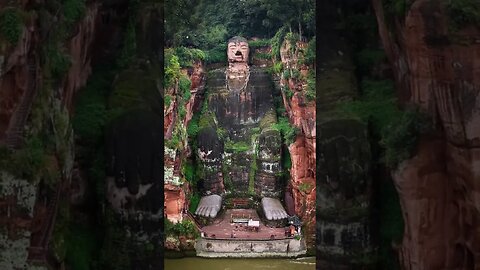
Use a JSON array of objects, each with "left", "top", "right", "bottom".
[{"left": 194, "top": 37, "right": 288, "bottom": 221}]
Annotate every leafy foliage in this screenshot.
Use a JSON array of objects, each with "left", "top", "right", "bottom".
[
  {"left": 118, "top": 18, "right": 137, "bottom": 68},
  {"left": 174, "top": 47, "right": 206, "bottom": 67},
  {"left": 164, "top": 49, "right": 181, "bottom": 88},
  {"left": 273, "top": 117, "right": 298, "bottom": 145},
  {"left": 0, "top": 7, "right": 23, "bottom": 45},
  {"left": 381, "top": 108, "right": 431, "bottom": 168},
  {"left": 225, "top": 140, "right": 250, "bottom": 153},
  {"left": 305, "top": 70, "right": 316, "bottom": 101},
  {"left": 189, "top": 192, "right": 201, "bottom": 213},
  {"left": 165, "top": 219, "right": 199, "bottom": 237},
  {"left": 179, "top": 75, "right": 192, "bottom": 100},
  {"left": 339, "top": 80, "right": 431, "bottom": 169},
  {"left": 248, "top": 39, "right": 270, "bottom": 48},
  {"left": 63, "top": 0, "right": 86, "bottom": 24},
  {"left": 446, "top": 0, "right": 480, "bottom": 29}
]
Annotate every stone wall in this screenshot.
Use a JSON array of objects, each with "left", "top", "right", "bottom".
[{"left": 195, "top": 238, "right": 306, "bottom": 258}]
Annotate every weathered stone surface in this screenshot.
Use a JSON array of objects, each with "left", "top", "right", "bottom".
[
  {"left": 164, "top": 183, "right": 186, "bottom": 223},
  {"left": 106, "top": 110, "right": 163, "bottom": 220},
  {"left": 261, "top": 197, "right": 288, "bottom": 220},
  {"left": 372, "top": 0, "right": 480, "bottom": 268},
  {"left": 202, "top": 66, "right": 282, "bottom": 196},
  {"left": 195, "top": 194, "right": 222, "bottom": 218},
  {"left": 314, "top": 3, "right": 372, "bottom": 259},
  {"left": 279, "top": 35, "right": 317, "bottom": 247},
  {"left": 195, "top": 238, "right": 306, "bottom": 258}
]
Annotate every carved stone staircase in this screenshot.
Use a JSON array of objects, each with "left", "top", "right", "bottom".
[{"left": 5, "top": 57, "right": 38, "bottom": 149}]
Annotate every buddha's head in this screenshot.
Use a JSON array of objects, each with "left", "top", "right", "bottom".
[{"left": 227, "top": 36, "right": 249, "bottom": 64}]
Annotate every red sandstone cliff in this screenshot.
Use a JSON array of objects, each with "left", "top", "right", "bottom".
[
  {"left": 279, "top": 38, "right": 316, "bottom": 246},
  {"left": 373, "top": 0, "right": 480, "bottom": 268},
  {"left": 164, "top": 61, "right": 205, "bottom": 223}
]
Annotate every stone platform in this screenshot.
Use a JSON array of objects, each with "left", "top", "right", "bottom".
[{"left": 200, "top": 209, "right": 286, "bottom": 240}]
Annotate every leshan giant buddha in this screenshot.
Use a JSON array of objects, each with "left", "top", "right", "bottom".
[{"left": 195, "top": 37, "right": 288, "bottom": 221}]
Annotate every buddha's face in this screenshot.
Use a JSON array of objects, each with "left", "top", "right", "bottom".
[{"left": 227, "top": 41, "right": 249, "bottom": 63}]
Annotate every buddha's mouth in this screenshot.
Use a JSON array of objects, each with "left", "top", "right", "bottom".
[{"left": 235, "top": 51, "right": 243, "bottom": 59}]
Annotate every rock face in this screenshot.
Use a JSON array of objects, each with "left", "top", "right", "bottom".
[
  {"left": 278, "top": 37, "right": 317, "bottom": 246},
  {"left": 315, "top": 0, "right": 372, "bottom": 264},
  {"left": 164, "top": 60, "right": 205, "bottom": 222},
  {"left": 372, "top": 0, "right": 480, "bottom": 268},
  {"left": 198, "top": 66, "right": 282, "bottom": 196}
]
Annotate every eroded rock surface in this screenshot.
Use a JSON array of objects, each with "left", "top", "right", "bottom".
[{"left": 372, "top": 0, "right": 480, "bottom": 268}]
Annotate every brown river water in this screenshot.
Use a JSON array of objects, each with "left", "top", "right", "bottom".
[{"left": 164, "top": 257, "right": 316, "bottom": 270}]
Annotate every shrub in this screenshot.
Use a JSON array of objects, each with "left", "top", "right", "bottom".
[
  {"left": 305, "top": 71, "right": 315, "bottom": 101},
  {"left": 273, "top": 117, "right": 299, "bottom": 145},
  {"left": 0, "top": 8, "right": 23, "bottom": 45},
  {"left": 446, "top": 0, "right": 480, "bottom": 30},
  {"left": 381, "top": 107, "right": 431, "bottom": 168},
  {"left": 48, "top": 48, "right": 72, "bottom": 79},
  {"left": 164, "top": 95, "right": 172, "bottom": 108},
  {"left": 272, "top": 62, "right": 283, "bottom": 74},
  {"left": 225, "top": 140, "right": 250, "bottom": 153},
  {"left": 189, "top": 193, "right": 200, "bottom": 213},
  {"left": 205, "top": 44, "right": 227, "bottom": 64},
  {"left": 304, "top": 37, "right": 316, "bottom": 65},
  {"left": 175, "top": 47, "right": 206, "bottom": 67},
  {"left": 164, "top": 50, "right": 181, "bottom": 88},
  {"left": 255, "top": 52, "right": 271, "bottom": 60},
  {"left": 271, "top": 26, "right": 287, "bottom": 60},
  {"left": 187, "top": 113, "right": 200, "bottom": 138},
  {"left": 179, "top": 75, "right": 192, "bottom": 100},
  {"left": 118, "top": 18, "right": 136, "bottom": 68},
  {"left": 63, "top": 0, "right": 86, "bottom": 24},
  {"left": 248, "top": 39, "right": 270, "bottom": 48}
]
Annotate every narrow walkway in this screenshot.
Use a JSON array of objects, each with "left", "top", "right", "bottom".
[
  {"left": 5, "top": 56, "right": 38, "bottom": 149},
  {"left": 27, "top": 181, "right": 63, "bottom": 264}
]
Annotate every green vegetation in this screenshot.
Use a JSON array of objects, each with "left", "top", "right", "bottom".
[
  {"left": 179, "top": 75, "right": 192, "bottom": 100},
  {"left": 188, "top": 193, "right": 201, "bottom": 213},
  {"left": 377, "top": 176, "right": 404, "bottom": 270},
  {"left": 304, "top": 37, "right": 315, "bottom": 65},
  {"left": 165, "top": 0, "right": 314, "bottom": 48},
  {"left": 187, "top": 113, "right": 200, "bottom": 138},
  {"left": 165, "top": 219, "right": 199, "bottom": 238},
  {"left": 52, "top": 202, "right": 70, "bottom": 262},
  {"left": 174, "top": 47, "right": 206, "bottom": 67},
  {"left": 249, "top": 151, "right": 258, "bottom": 194},
  {"left": 446, "top": 0, "right": 480, "bottom": 29},
  {"left": 164, "top": 49, "right": 182, "bottom": 88},
  {"left": 99, "top": 209, "right": 131, "bottom": 270},
  {"left": 183, "top": 161, "right": 196, "bottom": 185},
  {"left": 249, "top": 39, "right": 270, "bottom": 48},
  {"left": 205, "top": 44, "right": 227, "bottom": 64},
  {"left": 305, "top": 70, "right": 315, "bottom": 101},
  {"left": 165, "top": 95, "right": 172, "bottom": 108},
  {"left": 47, "top": 47, "right": 72, "bottom": 80},
  {"left": 0, "top": 7, "right": 23, "bottom": 45},
  {"left": 298, "top": 183, "right": 313, "bottom": 193},
  {"left": 382, "top": 107, "right": 431, "bottom": 168},
  {"left": 339, "top": 80, "right": 431, "bottom": 168},
  {"left": 225, "top": 140, "right": 250, "bottom": 153},
  {"left": 255, "top": 52, "right": 271, "bottom": 60},
  {"left": 118, "top": 18, "right": 137, "bottom": 68},
  {"left": 63, "top": 0, "right": 86, "bottom": 24},
  {"left": 72, "top": 66, "right": 111, "bottom": 145},
  {"left": 383, "top": 0, "right": 409, "bottom": 17},
  {"left": 273, "top": 117, "right": 299, "bottom": 145},
  {"left": 65, "top": 223, "right": 98, "bottom": 270},
  {"left": 271, "top": 26, "right": 287, "bottom": 60},
  {"left": 355, "top": 49, "right": 386, "bottom": 76}
]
